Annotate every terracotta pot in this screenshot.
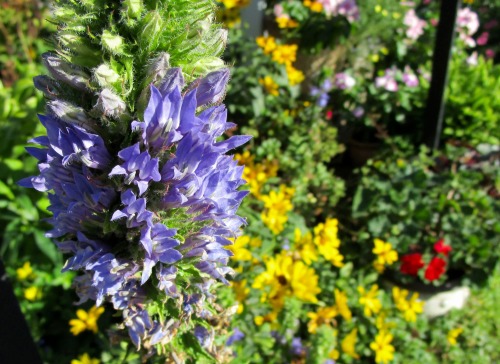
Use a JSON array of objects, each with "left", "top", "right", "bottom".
[{"left": 347, "top": 137, "right": 381, "bottom": 166}]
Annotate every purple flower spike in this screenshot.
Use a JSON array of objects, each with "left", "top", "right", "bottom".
[
  {"left": 109, "top": 143, "right": 161, "bottom": 195},
  {"left": 111, "top": 189, "right": 154, "bottom": 228},
  {"left": 140, "top": 223, "right": 182, "bottom": 284}
]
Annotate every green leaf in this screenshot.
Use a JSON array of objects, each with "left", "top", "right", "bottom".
[{"left": 33, "top": 229, "right": 62, "bottom": 265}]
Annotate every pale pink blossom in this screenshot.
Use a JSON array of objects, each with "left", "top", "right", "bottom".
[
  {"left": 273, "top": 4, "right": 284, "bottom": 17},
  {"left": 375, "top": 69, "right": 398, "bottom": 92},
  {"left": 402, "top": 66, "right": 419, "bottom": 87},
  {"left": 466, "top": 52, "right": 478, "bottom": 66},
  {"left": 334, "top": 72, "right": 356, "bottom": 90},
  {"left": 404, "top": 9, "right": 427, "bottom": 40},
  {"left": 456, "top": 8, "right": 480, "bottom": 47}
]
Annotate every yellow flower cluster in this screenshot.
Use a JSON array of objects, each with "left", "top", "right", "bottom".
[
  {"left": 218, "top": 0, "right": 249, "bottom": 9},
  {"left": 216, "top": 0, "right": 250, "bottom": 28},
  {"left": 260, "top": 185, "right": 295, "bottom": 235},
  {"left": 255, "top": 36, "right": 305, "bottom": 86},
  {"left": 69, "top": 306, "right": 105, "bottom": 336},
  {"left": 294, "top": 228, "right": 317, "bottom": 265},
  {"left": 307, "top": 306, "right": 337, "bottom": 333},
  {"left": 314, "top": 218, "right": 344, "bottom": 267},
  {"left": 341, "top": 328, "right": 360, "bottom": 359},
  {"left": 447, "top": 327, "right": 464, "bottom": 346},
  {"left": 228, "top": 235, "right": 261, "bottom": 262},
  {"left": 307, "top": 289, "right": 351, "bottom": 333},
  {"left": 358, "top": 285, "right": 382, "bottom": 317},
  {"left": 232, "top": 279, "right": 250, "bottom": 314},
  {"left": 253, "top": 251, "right": 321, "bottom": 311},
  {"left": 370, "top": 331, "right": 395, "bottom": 364},
  {"left": 372, "top": 238, "right": 398, "bottom": 273},
  {"left": 71, "top": 353, "right": 100, "bottom": 364},
  {"left": 259, "top": 75, "right": 279, "bottom": 96},
  {"left": 235, "top": 151, "right": 279, "bottom": 198},
  {"left": 276, "top": 16, "right": 299, "bottom": 29},
  {"left": 17, "top": 261, "right": 34, "bottom": 280},
  {"left": 392, "top": 287, "right": 424, "bottom": 322},
  {"left": 303, "top": 0, "right": 323, "bottom": 13},
  {"left": 24, "top": 286, "right": 42, "bottom": 301}
]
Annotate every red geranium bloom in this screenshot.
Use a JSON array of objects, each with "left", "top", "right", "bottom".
[
  {"left": 434, "top": 239, "right": 452, "bottom": 256},
  {"left": 424, "top": 257, "right": 447, "bottom": 281},
  {"left": 400, "top": 253, "right": 425, "bottom": 276}
]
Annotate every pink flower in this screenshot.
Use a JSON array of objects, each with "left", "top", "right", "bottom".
[
  {"left": 466, "top": 52, "right": 478, "bottom": 66},
  {"left": 404, "top": 10, "right": 427, "bottom": 40},
  {"left": 485, "top": 49, "right": 495, "bottom": 59},
  {"left": 477, "top": 32, "right": 489, "bottom": 46},
  {"left": 402, "top": 66, "right": 419, "bottom": 87},
  {"left": 456, "top": 8, "right": 479, "bottom": 47},
  {"left": 273, "top": 4, "right": 284, "bottom": 17},
  {"left": 334, "top": 72, "right": 356, "bottom": 90},
  {"left": 375, "top": 69, "right": 398, "bottom": 92}
]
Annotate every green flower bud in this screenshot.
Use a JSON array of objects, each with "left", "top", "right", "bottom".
[
  {"left": 182, "top": 57, "right": 225, "bottom": 79},
  {"left": 122, "top": 0, "right": 143, "bottom": 19},
  {"left": 140, "top": 11, "right": 163, "bottom": 52},
  {"left": 92, "top": 89, "right": 128, "bottom": 119},
  {"left": 102, "top": 30, "right": 126, "bottom": 55},
  {"left": 58, "top": 33, "right": 101, "bottom": 67},
  {"left": 94, "top": 64, "right": 121, "bottom": 88},
  {"left": 47, "top": 99, "right": 96, "bottom": 130},
  {"left": 145, "top": 52, "right": 170, "bottom": 85}
]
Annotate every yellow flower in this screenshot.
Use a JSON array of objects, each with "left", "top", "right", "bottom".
[
  {"left": 294, "top": 228, "right": 318, "bottom": 265},
  {"left": 373, "top": 239, "right": 398, "bottom": 266},
  {"left": 329, "top": 349, "right": 340, "bottom": 360},
  {"left": 358, "top": 285, "right": 382, "bottom": 317},
  {"left": 217, "top": 8, "right": 241, "bottom": 29},
  {"left": 286, "top": 65, "right": 305, "bottom": 86},
  {"left": 341, "top": 328, "right": 360, "bottom": 359},
  {"left": 307, "top": 306, "right": 337, "bottom": 334},
  {"left": 253, "top": 251, "right": 320, "bottom": 311},
  {"left": 392, "top": 12, "right": 401, "bottom": 19},
  {"left": 392, "top": 287, "right": 423, "bottom": 322},
  {"left": 254, "top": 311, "right": 278, "bottom": 327},
  {"left": 232, "top": 279, "right": 250, "bottom": 314},
  {"left": 69, "top": 306, "right": 105, "bottom": 336},
  {"left": 447, "top": 327, "right": 464, "bottom": 346},
  {"left": 256, "top": 36, "right": 277, "bottom": 55},
  {"left": 71, "top": 353, "right": 100, "bottom": 364},
  {"left": 374, "top": 5, "right": 382, "bottom": 13},
  {"left": 17, "top": 262, "right": 34, "bottom": 281},
  {"left": 276, "top": 16, "right": 299, "bottom": 28},
  {"left": 304, "top": 0, "right": 323, "bottom": 12},
  {"left": 218, "top": 0, "right": 249, "bottom": 9},
  {"left": 380, "top": 47, "right": 389, "bottom": 55},
  {"left": 370, "top": 331, "right": 395, "bottom": 364},
  {"left": 272, "top": 44, "right": 298, "bottom": 66},
  {"left": 235, "top": 151, "right": 278, "bottom": 197},
  {"left": 259, "top": 76, "right": 279, "bottom": 96},
  {"left": 24, "top": 286, "right": 41, "bottom": 301},
  {"left": 260, "top": 185, "right": 294, "bottom": 235},
  {"left": 228, "top": 235, "right": 255, "bottom": 261},
  {"left": 334, "top": 289, "right": 352, "bottom": 321},
  {"left": 370, "top": 54, "right": 380, "bottom": 63},
  {"left": 314, "top": 218, "right": 344, "bottom": 267}
]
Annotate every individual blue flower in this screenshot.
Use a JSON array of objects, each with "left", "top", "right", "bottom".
[{"left": 109, "top": 143, "right": 161, "bottom": 196}]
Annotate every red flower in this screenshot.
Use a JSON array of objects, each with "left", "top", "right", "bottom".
[
  {"left": 400, "top": 253, "right": 425, "bottom": 276},
  {"left": 424, "top": 257, "right": 447, "bottom": 281},
  {"left": 434, "top": 239, "right": 452, "bottom": 256}
]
